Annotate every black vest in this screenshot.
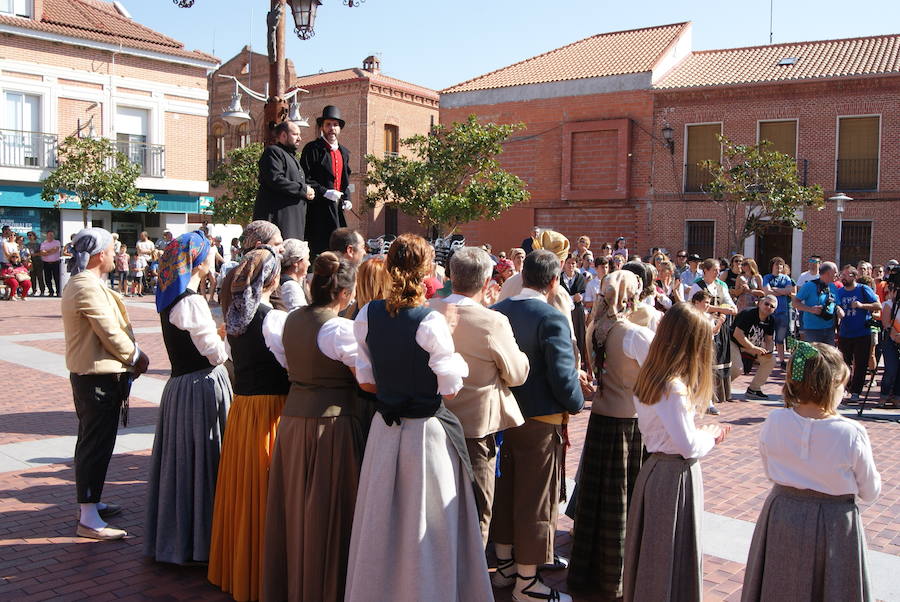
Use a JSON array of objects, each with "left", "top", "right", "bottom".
[
  {"left": 160, "top": 290, "right": 214, "bottom": 377},
  {"left": 228, "top": 304, "right": 290, "bottom": 396},
  {"left": 366, "top": 300, "right": 440, "bottom": 420}
]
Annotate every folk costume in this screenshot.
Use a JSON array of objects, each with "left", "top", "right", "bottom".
[
  {"left": 145, "top": 231, "right": 233, "bottom": 565},
  {"left": 344, "top": 300, "right": 493, "bottom": 602},
  {"left": 299, "top": 106, "right": 351, "bottom": 256},
  {"left": 568, "top": 271, "right": 654, "bottom": 596},
  {"left": 263, "top": 305, "right": 367, "bottom": 602},
  {"left": 623, "top": 379, "right": 716, "bottom": 602},
  {"left": 690, "top": 277, "right": 736, "bottom": 403},
  {"left": 560, "top": 266, "right": 588, "bottom": 368},
  {"left": 208, "top": 249, "right": 288, "bottom": 602}
]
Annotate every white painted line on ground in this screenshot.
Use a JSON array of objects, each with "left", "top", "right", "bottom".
[{"left": 0, "top": 326, "right": 161, "bottom": 343}]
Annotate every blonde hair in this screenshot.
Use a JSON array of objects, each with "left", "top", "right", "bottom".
[
  {"left": 634, "top": 302, "right": 713, "bottom": 415},
  {"left": 742, "top": 258, "right": 760, "bottom": 278},
  {"left": 385, "top": 233, "right": 430, "bottom": 316},
  {"left": 356, "top": 256, "right": 392, "bottom": 309},
  {"left": 783, "top": 343, "right": 849, "bottom": 414}
]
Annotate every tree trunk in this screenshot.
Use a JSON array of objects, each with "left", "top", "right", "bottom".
[{"left": 82, "top": 206, "right": 88, "bottom": 227}]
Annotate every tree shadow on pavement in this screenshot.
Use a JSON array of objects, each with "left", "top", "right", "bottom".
[{"left": 0, "top": 407, "right": 159, "bottom": 438}]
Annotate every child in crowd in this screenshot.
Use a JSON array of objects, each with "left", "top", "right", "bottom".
[
  {"left": 623, "top": 302, "right": 730, "bottom": 601},
  {"left": 114, "top": 245, "right": 130, "bottom": 294},
  {"left": 742, "top": 338, "right": 880, "bottom": 601},
  {"left": 692, "top": 290, "right": 726, "bottom": 415},
  {"left": 613, "top": 236, "right": 629, "bottom": 258},
  {"left": 128, "top": 253, "right": 147, "bottom": 297}
]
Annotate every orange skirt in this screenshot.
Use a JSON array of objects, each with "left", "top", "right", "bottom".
[{"left": 208, "top": 393, "right": 286, "bottom": 602}]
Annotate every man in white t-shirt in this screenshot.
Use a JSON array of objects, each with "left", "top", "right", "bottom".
[
  {"left": 796, "top": 255, "right": 822, "bottom": 290},
  {"left": 135, "top": 231, "right": 154, "bottom": 259}
]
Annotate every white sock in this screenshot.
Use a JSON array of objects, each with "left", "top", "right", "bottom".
[
  {"left": 79, "top": 503, "right": 106, "bottom": 530},
  {"left": 495, "top": 543, "right": 513, "bottom": 560}
]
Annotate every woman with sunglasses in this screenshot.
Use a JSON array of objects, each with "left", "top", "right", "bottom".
[{"left": 738, "top": 258, "right": 765, "bottom": 311}]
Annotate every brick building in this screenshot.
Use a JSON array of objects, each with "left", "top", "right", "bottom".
[
  {"left": 440, "top": 23, "right": 900, "bottom": 274},
  {"left": 0, "top": 0, "right": 218, "bottom": 267},
  {"left": 208, "top": 52, "right": 438, "bottom": 240}
]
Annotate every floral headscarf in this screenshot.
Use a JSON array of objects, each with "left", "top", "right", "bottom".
[
  {"left": 155, "top": 231, "right": 210, "bottom": 312},
  {"left": 591, "top": 269, "right": 641, "bottom": 352},
  {"left": 225, "top": 246, "right": 280, "bottom": 336}
]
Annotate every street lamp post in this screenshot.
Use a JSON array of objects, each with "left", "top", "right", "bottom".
[{"left": 830, "top": 192, "right": 852, "bottom": 267}]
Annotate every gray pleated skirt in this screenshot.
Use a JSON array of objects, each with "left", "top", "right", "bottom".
[
  {"left": 623, "top": 452, "right": 704, "bottom": 602},
  {"left": 144, "top": 364, "right": 232, "bottom": 564},
  {"left": 741, "top": 484, "right": 872, "bottom": 602}
]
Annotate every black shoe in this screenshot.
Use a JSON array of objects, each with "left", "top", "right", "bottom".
[
  {"left": 99, "top": 503, "right": 122, "bottom": 519},
  {"left": 780, "top": 360, "right": 787, "bottom": 370},
  {"left": 746, "top": 389, "right": 770, "bottom": 400},
  {"left": 540, "top": 554, "right": 569, "bottom": 571}
]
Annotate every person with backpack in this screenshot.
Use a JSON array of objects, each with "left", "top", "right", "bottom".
[{"left": 793, "top": 261, "right": 841, "bottom": 346}]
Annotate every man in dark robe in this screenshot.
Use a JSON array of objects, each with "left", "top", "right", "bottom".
[
  {"left": 252, "top": 120, "right": 315, "bottom": 240},
  {"left": 300, "top": 105, "right": 352, "bottom": 256}
]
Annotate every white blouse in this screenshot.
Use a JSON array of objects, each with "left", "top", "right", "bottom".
[
  {"left": 353, "top": 301, "right": 469, "bottom": 396},
  {"left": 169, "top": 294, "right": 228, "bottom": 366},
  {"left": 263, "top": 312, "right": 357, "bottom": 370},
  {"left": 280, "top": 279, "right": 308, "bottom": 311},
  {"left": 632, "top": 378, "right": 716, "bottom": 459},
  {"left": 759, "top": 408, "right": 881, "bottom": 503}
]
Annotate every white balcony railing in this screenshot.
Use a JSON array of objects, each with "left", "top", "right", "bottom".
[{"left": 0, "top": 129, "right": 58, "bottom": 168}]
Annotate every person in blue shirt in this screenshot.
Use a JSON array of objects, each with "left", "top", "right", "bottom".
[
  {"left": 836, "top": 266, "right": 881, "bottom": 401},
  {"left": 762, "top": 256, "right": 796, "bottom": 368},
  {"left": 793, "top": 261, "right": 841, "bottom": 346}
]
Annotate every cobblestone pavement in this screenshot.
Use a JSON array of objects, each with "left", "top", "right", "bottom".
[{"left": 1, "top": 297, "right": 897, "bottom": 601}]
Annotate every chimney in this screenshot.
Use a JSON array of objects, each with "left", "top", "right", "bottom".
[{"left": 362, "top": 55, "right": 380, "bottom": 74}]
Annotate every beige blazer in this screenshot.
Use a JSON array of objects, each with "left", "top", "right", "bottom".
[
  {"left": 429, "top": 298, "right": 529, "bottom": 439},
  {"left": 62, "top": 271, "right": 137, "bottom": 375}
]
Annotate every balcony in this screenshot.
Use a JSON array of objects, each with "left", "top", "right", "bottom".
[
  {"left": 115, "top": 141, "right": 165, "bottom": 178},
  {"left": 0, "top": 129, "right": 57, "bottom": 169},
  {"left": 836, "top": 158, "right": 878, "bottom": 191},
  {"left": 684, "top": 163, "right": 715, "bottom": 193}
]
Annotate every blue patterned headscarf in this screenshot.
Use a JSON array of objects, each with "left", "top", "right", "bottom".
[{"left": 155, "top": 231, "right": 210, "bottom": 312}]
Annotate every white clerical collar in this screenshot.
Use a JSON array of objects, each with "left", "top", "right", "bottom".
[
  {"left": 321, "top": 135, "right": 339, "bottom": 151},
  {"left": 511, "top": 287, "right": 547, "bottom": 303},
  {"left": 445, "top": 293, "right": 478, "bottom": 306}
]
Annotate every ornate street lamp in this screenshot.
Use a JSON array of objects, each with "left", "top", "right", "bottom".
[
  {"left": 830, "top": 193, "right": 853, "bottom": 266},
  {"left": 290, "top": 0, "right": 322, "bottom": 40}
]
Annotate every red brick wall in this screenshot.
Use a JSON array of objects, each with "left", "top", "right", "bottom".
[
  {"left": 57, "top": 98, "right": 103, "bottom": 140},
  {"left": 165, "top": 112, "right": 206, "bottom": 181}
]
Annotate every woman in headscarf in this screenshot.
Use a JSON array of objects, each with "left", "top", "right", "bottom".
[
  {"left": 208, "top": 247, "right": 289, "bottom": 602},
  {"left": 344, "top": 233, "right": 492, "bottom": 602},
  {"left": 279, "top": 238, "right": 310, "bottom": 311},
  {"left": 568, "top": 270, "right": 655, "bottom": 598},
  {"left": 144, "top": 231, "right": 232, "bottom": 565},
  {"left": 263, "top": 252, "right": 364, "bottom": 602}
]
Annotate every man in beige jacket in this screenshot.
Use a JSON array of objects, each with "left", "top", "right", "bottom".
[
  {"left": 62, "top": 228, "right": 149, "bottom": 540},
  {"left": 429, "top": 246, "right": 529, "bottom": 546}
]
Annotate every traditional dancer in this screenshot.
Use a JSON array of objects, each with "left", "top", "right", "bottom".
[{"left": 741, "top": 339, "right": 881, "bottom": 601}]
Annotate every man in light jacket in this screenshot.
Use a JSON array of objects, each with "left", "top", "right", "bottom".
[{"left": 429, "top": 247, "right": 529, "bottom": 546}]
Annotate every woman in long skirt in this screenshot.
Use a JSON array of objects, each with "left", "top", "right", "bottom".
[
  {"left": 568, "top": 270, "right": 654, "bottom": 596},
  {"left": 145, "top": 231, "right": 232, "bottom": 564},
  {"left": 208, "top": 247, "right": 289, "bottom": 602},
  {"left": 345, "top": 234, "right": 493, "bottom": 602},
  {"left": 742, "top": 340, "right": 881, "bottom": 601},
  {"left": 263, "top": 252, "right": 365, "bottom": 602},
  {"left": 623, "top": 303, "right": 731, "bottom": 601}
]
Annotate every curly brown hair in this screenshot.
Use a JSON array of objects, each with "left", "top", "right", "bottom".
[{"left": 385, "top": 233, "right": 431, "bottom": 316}]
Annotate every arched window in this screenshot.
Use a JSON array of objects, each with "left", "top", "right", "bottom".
[
  {"left": 237, "top": 122, "right": 251, "bottom": 148},
  {"left": 212, "top": 122, "right": 226, "bottom": 169}
]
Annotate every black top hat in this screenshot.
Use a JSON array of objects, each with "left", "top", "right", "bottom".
[{"left": 316, "top": 105, "right": 345, "bottom": 128}]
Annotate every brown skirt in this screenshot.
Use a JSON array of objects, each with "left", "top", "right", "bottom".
[
  {"left": 622, "top": 452, "right": 704, "bottom": 602},
  {"left": 208, "top": 393, "right": 286, "bottom": 602},
  {"left": 741, "top": 484, "right": 871, "bottom": 602},
  {"left": 262, "top": 415, "right": 365, "bottom": 602}
]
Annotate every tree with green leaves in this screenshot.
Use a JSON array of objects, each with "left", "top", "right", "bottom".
[
  {"left": 364, "top": 115, "right": 530, "bottom": 235},
  {"left": 41, "top": 135, "right": 153, "bottom": 227},
  {"left": 702, "top": 135, "right": 824, "bottom": 255},
  {"left": 209, "top": 142, "right": 264, "bottom": 226}
]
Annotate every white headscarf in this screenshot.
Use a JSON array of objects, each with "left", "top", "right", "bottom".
[{"left": 69, "top": 227, "right": 113, "bottom": 275}]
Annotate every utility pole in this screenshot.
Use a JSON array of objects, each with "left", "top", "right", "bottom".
[{"left": 264, "top": 0, "right": 289, "bottom": 144}]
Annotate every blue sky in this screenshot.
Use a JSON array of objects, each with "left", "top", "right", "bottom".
[{"left": 123, "top": 0, "right": 899, "bottom": 91}]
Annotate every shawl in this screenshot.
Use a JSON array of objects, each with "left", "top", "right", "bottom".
[
  {"left": 155, "top": 231, "right": 210, "bottom": 312},
  {"left": 225, "top": 246, "right": 280, "bottom": 336},
  {"left": 592, "top": 270, "right": 640, "bottom": 351},
  {"left": 241, "top": 220, "right": 281, "bottom": 253}
]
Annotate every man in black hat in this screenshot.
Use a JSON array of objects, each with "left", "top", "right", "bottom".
[
  {"left": 300, "top": 105, "right": 353, "bottom": 255},
  {"left": 252, "top": 120, "right": 316, "bottom": 240}
]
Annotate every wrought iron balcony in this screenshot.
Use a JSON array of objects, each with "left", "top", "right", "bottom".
[
  {"left": 0, "top": 129, "right": 57, "bottom": 168},
  {"left": 115, "top": 141, "right": 165, "bottom": 178},
  {"left": 836, "top": 158, "right": 878, "bottom": 191}
]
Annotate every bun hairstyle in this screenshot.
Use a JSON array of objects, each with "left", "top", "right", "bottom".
[
  {"left": 385, "top": 233, "right": 431, "bottom": 316},
  {"left": 310, "top": 251, "right": 356, "bottom": 307}
]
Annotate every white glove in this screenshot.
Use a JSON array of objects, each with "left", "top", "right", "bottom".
[
  {"left": 324, "top": 189, "right": 343, "bottom": 202},
  {"left": 341, "top": 200, "right": 353, "bottom": 211}
]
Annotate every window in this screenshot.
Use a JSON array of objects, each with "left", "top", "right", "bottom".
[
  {"left": 837, "top": 116, "right": 879, "bottom": 190},
  {"left": 758, "top": 120, "right": 797, "bottom": 157},
  {"left": 840, "top": 221, "right": 871, "bottom": 267},
  {"left": 384, "top": 124, "right": 399, "bottom": 158},
  {"left": 116, "top": 106, "right": 152, "bottom": 175},
  {"left": 686, "top": 220, "right": 715, "bottom": 260},
  {"left": 684, "top": 123, "right": 721, "bottom": 192},
  {"left": 0, "top": 0, "right": 32, "bottom": 18},
  {"left": 2, "top": 91, "right": 43, "bottom": 167},
  {"left": 237, "top": 122, "right": 251, "bottom": 148}
]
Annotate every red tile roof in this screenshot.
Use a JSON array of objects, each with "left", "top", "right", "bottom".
[
  {"left": 441, "top": 22, "right": 689, "bottom": 94},
  {"left": 0, "top": 0, "right": 217, "bottom": 64},
  {"left": 294, "top": 68, "right": 438, "bottom": 99},
  {"left": 655, "top": 34, "right": 900, "bottom": 89}
]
